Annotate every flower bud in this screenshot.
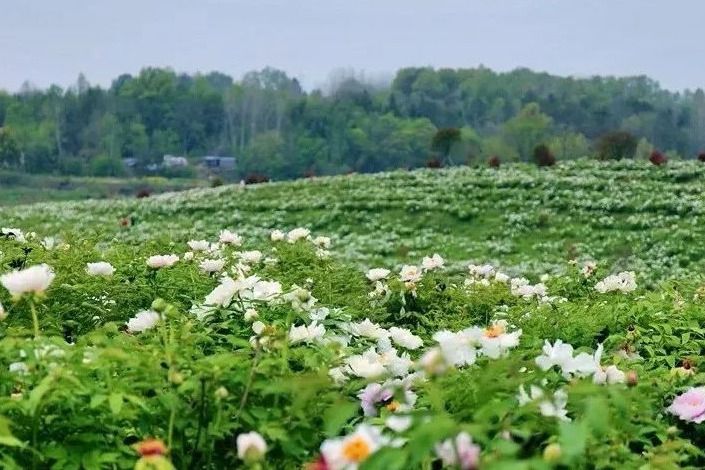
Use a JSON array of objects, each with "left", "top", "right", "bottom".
[
  {"left": 168, "top": 370, "right": 184, "bottom": 385},
  {"left": 543, "top": 443, "right": 561, "bottom": 462},
  {"left": 244, "top": 308, "right": 258, "bottom": 321},
  {"left": 626, "top": 370, "right": 638, "bottom": 387},
  {"left": 135, "top": 439, "right": 167, "bottom": 457},
  {"left": 237, "top": 431, "right": 267, "bottom": 463},
  {"left": 151, "top": 298, "right": 168, "bottom": 313},
  {"left": 215, "top": 386, "right": 229, "bottom": 399}
]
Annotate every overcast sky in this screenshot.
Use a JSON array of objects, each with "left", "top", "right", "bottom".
[{"left": 1, "top": 0, "right": 703, "bottom": 92}]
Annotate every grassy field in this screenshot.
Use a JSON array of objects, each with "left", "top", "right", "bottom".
[
  {"left": 0, "top": 160, "right": 704, "bottom": 468},
  {"left": 0, "top": 171, "right": 203, "bottom": 205},
  {"left": 3, "top": 159, "right": 705, "bottom": 283}
]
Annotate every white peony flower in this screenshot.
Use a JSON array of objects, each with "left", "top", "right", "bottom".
[
  {"left": 86, "top": 262, "right": 115, "bottom": 277},
  {"left": 1, "top": 228, "right": 26, "bottom": 243},
  {"left": 348, "top": 319, "right": 389, "bottom": 340},
  {"left": 289, "top": 322, "right": 326, "bottom": 344},
  {"left": 389, "top": 327, "right": 423, "bottom": 350},
  {"left": 321, "top": 424, "right": 384, "bottom": 469},
  {"left": 146, "top": 254, "right": 179, "bottom": 269},
  {"left": 244, "top": 308, "right": 258, "bottom": 321},
  {"left": 432, "top": 330, "right": 477, "bottom": 367},
  {"left": 236, "top": 431, "right": 267, "bottom": 462},
  {"left": 517, "top": 384, "right": 544, "bottom": 406},
  {"left": 246, "top": 279, "right": 282, "bottom": 301},
  {"left": 594, "top": 365, "right": 626, "bottom": 385},
  {"left": 126, "top": 310, "right": 160, "bottom": 333},
  {"left": 328, "top": 366, "right": 348, "bottom": 384},
  {"left": 252, "top": 321, "right": 266, "bottom": 335},
  {"left": 41, "top": 237, "right": 57, "bottom": 250},
  {"left": 204, "top": 276, "right": 238, "bottom": 307},
  {"left": 270, "top": 230, "right": 285, "bottom": 241},
  {"left": 386, "top": 415, "right": 413, "bottom": 433},
  {"left": 9, "top": 361, "right": 28, "bottom": 375},
  {"left": 535, "top": 339, "right": 575, "bottom": 372},
  {"left": 468, "top": 263, "right": 495, "bottom": 279},
  {"left": 366, "top": 268, "right": 391, "bottom": 282},
  {"left": 187, "top": 240, "right": 210, "bottom": 252},
  {"left": 287, "top": 227, "right": 310, "bottom": 243},
  {"left": 476, "top": 320, "right": 522, "bottom": 358},
  {"left": 539, "top": 389, "right": 571, "bottom": 421},
  {"left": 239, "top": 250, "right": 263, "bottom": 265},
  {"left": 199, "top": 258, "right": 225, "bottom": 273},
  {"left": 421, "top": 253, "right": 444, "bottom": 271},
  {"left": 399, "top": 265, "right": 422, "bottom": 283},
  {"left": 595, "top": 271, "right": 637, "bottom": 294},
  {"left": 1, "top": 264, "right": 55, "bottom": 297},
  {"left": 219, "top": 229, "right": 242, "bottom": 246},
  {"left": 313, "top": 236, "right": 331, "bottom": 249},
  {"left": 345, "top": 352, "right": 387, "bottom": 379},
  {"left": 582, "top": 261, "right": 597, "bottom": 277}
]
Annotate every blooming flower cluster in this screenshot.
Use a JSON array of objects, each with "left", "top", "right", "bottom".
[
  {"left": 594, "top": 271, "right": 637, "bottom": 294},
  {"left": 535, "top": 340, "right": 625, "bottom": 384}
]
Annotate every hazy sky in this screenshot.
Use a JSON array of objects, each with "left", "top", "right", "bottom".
[{"left": 2, "top": 0, "right": 704, "bottom": 92}]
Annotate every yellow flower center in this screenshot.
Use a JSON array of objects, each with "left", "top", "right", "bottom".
[
  {"left": 485, "top": 324, "right": 505, "bottom": 338},
  {"left": 386, "top": 401, "right": 400, "bottom": 412},
  {"left": 342, "top": 436, "right": 372, "bottom": 462}
]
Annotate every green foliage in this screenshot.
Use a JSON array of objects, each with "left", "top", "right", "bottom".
[
  {"left": 2, "top": 66, "right": 705, "bottom": 181},
  {"left": 596, "top": 131, "right": 638, "bottom": 161},
  {"left": 501, "top": 103, "right": 553, "bottom": 161},
  {"left": 90, "top": 155, "right": 127, "bottom": 177},
  {"left": 0, "top": 127, "right": 21, "bottom": 168}
]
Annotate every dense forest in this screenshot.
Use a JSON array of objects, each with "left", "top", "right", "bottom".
[{"left": 1, "top": 66, "right": 705, "bottom": 180}]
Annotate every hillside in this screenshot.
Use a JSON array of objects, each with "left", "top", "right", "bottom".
[{"left": 3, "top": 160, "right": 705, "bottom": 283}]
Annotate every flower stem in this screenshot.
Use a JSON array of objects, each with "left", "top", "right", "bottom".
[{"left": 30, "top": 298, "right": 40, "bottom": 338}]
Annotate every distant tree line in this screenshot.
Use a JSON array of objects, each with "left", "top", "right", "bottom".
[{"left": 1, "top": 66, "right": 704, "bottom": 179}]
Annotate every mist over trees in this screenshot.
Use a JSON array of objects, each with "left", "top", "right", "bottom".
[{"left": 1, "top": 66, "right": 704, "bottom": 179}]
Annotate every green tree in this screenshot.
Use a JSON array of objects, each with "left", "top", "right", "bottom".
[
  {"left": 596, "top": 131, "right": 637, "bottom": 160},
  {"left": 548, "top": 132, "right": 591, "bottom": 160},
  {"left": 0, "top": 127, "right": 21, "bottom": 167},
  {"left": 501, "top": 103, "right": 553, "bottom": 161},
  {"left": 431, "top": 128, "right": 461, "bottom": 164}
]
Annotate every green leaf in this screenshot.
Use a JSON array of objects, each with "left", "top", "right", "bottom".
[
  {"left": 559, "top": 420, "right": 589, "bottom": 459},
  {"left": 0, "top": 417, "right": 24, "bottom": 448},
  {"left": 360, "top": 446, "right": 408, "bottom": 470},
  {"left": 323, "top": 400, "right": 358, "bottom": 437},
  {"left": 90, "top": 394, "right": 107, "bottom": 409},
  {"left": 108, "top": 393, "right": 123, "bottom": 415},
  {"left": 406, "top": 415, "right": 456, "bottom": 465}
]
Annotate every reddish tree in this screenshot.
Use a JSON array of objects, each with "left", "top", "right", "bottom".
[
  {"left": 245, "top": 173, "right": 270, "bottom": 184},
  {"left": 426, "top": 157, "right": 443, "bottom": 169},
  {"left": 533, "top": 144, "right": 556, "bottom": 167},
  {"left": 649, "top": 150, "right": 667, "bottom": 166},
  {"left": 698, "top": 152, "right": 705, "bottom": 162},
  {"left": 488, "top": 155, "right": 501, "bottom": 168}
]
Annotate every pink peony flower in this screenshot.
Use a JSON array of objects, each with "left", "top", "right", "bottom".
[
  {"left": 668, "top": 387, "right": 705, "bottom": 423},
  {"left": 435, "top": 432, "right": 480, "bottom": 469},
  {"left": 358, "top": 383, "right": 393, "bottom": 417}
]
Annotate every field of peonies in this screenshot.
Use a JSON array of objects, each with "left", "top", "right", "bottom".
[{"left": 0, "top": 161, "right": 704, "bottom": 468}]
